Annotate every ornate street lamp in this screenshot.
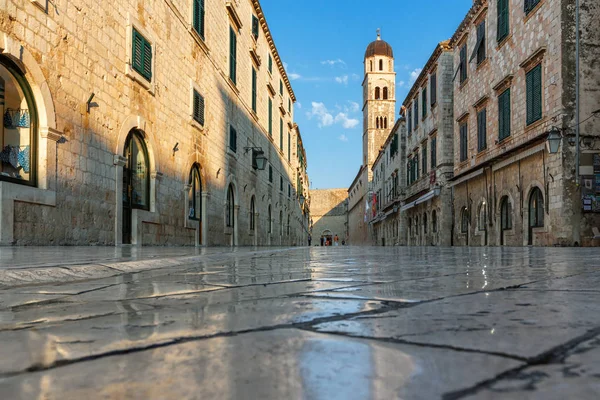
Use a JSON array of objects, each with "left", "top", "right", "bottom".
[
  {"left": 299, "top": 195, "right": 305, "bottom": 207},
  {"left": 245, "top": 147, "right": 267, "bottom": 170},
  {"left": 546, "top": 127, "right": 562, "bottom": 154}
]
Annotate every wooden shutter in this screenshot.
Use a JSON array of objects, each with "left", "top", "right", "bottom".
[
  {"left": 230, "top": 126, "right": 237, "bottom": 152},
  {"left": 252, "top": 15, "right": 259, "bottom": 39},
  {"left": 229, "top": 27, "right": 237, "bottom": 84},
  {"left": 460, "top": 45, "right": 467, "bottom": 82},
  {"left": 431, "top": 73, "right": 437, "bottom": 105},
  {"left": 142, "top": 40, "right": 152, "bottom": 80},
  {"left": 251, "top": 68, "right": 257, "bottom": 112},
  {"left": 193, "top": 90, "right": 200, "bottom": 123},
  {"left": 422, "top": 87, "right": 427, "bottom": 118},
  {"left": 431, "top": 137, "right": 436, "bottom": 169},
  {"left": 499, "top": 89, "right": 510, "bottom": 140},
  {"left": 497, "top": 0, "right": 509, "bottom": 41},
  {"left": 477, "top": 109, "right": 486, "bottom": 151},
  {"left": 268, "top": 55, "right": 272, "bottom": 73},
  {"left": 287, "top": 132, "right": 291, "bottom": 160},
  {"left": 279, "top": 118, "right": 283, "bottom": 150},
  {"left": 132, "top": 30, "right": 144, "bottom": 76},
  {"left": 414, "top": 101, "right": 418, "bottom": 127},
  {"left": 268, "top": 98, "right": 272, "bottom": 136},
  {"left": 532, "top": 65, "right": 542, "bottom": 122},
  {"left": 193, "top": 0, "right": 205, "bottom": 38}
]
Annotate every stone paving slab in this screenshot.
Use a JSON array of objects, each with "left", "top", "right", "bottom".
[{"left": 0, "top": 329, "right": 522, "bottom": 400}]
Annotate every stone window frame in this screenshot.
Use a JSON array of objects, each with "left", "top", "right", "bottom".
[
  {"left": 457, "top": 112, "right": 470, "bottom": 164},
  {"left": 125, "top": 15, "right": 156, "bottom": 94},
  {"left": 520, "top": 48, "right": 546, "bottom": 129},
  {"left": 190, "top": 80, "right": 206, "bottom": 133},
  {"left": 473, "top": 95, "right": 489, "bottom": 153}
]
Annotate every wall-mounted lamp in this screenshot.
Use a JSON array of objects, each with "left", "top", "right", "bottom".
[
  {"left": 244, "top": 147, "right": 267, "bottom": 170},
  {"left": 86, "top": 93, "right": 95, "bottom": 113},
  {"left": 546, "top": 127, "right": 562, "bottom": 154},
  {"left": 172, "top": 142, "right": 179, "bottom": 156},
  {"left": 299, "top": 194, "right": 305, "bottom": 207}
]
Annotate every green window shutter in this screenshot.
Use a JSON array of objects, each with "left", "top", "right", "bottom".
[
  {"left": 251, "top": 68, "right": 257, "bottom": 113},
  {"left": 132, "top": 29, "right": 144, "bottom": 75},
  {"left": 142, "top": 40, "right": 152, "bottom": 81},
  {"left": 193, "top": 90, "right": 204, "bottom": 125},
  {"left": 407, "top": 108, "right": 412, "bottom": 133},
  {"left": 268, "top": 98, "right": 272, "bottom": 136},
  {"left": 229, "top": 27, "right": 237, "bottom": 84},
  {"left": 460, "top": 123, "right": 468, "bottom": 161},
  {"left": 288, "top": 99, "right": 291, "bottom": 112},
  {"left": 460, "top": 45, "right": 467, "bottom": 83},
  {"left": 499, "top": 89, "right": 510, "bottom": 140},
  {"left": 497, "top": 0, "right": 509, "bottom": 42},
  {"left": 268, "top": 55, "right": 272, "bottom": 73},
  {"left": 431, "top": 73, "right": 437, "bottom": 106},
  {"left": 279, "top": 80, "right": 283, "bottom": 95},
  {"left": 422, "top": 87, "right": 427, "bottom": 119},
  {"left": 229, "top": 126, "right": 237, "bottom": 152},
  {"left": 287, "top": 132, "right": 290, "bottom": 160},
  {"left": 414, "top": 101, "right": 418, "bottom": 128},
  {"left": 193, "top": 0, "right": 205, "bottom": 38},
  {"left": 422, "top": 142, "right": 427, "bottom": 174},
  {"left": 252, "top": 15, "right": 259, "bottom": 39},
  {"left": 431, "top": 137, "right": 436, "bottom": 169},
  {"left": 526, "top": 65, "right": 542, "bottom": 125},
  {"left": 279, "top": 118, "right": 283, "bottom": 150},
  {"left": 477, "top": 109, "right": 487, "bottom": 151}
]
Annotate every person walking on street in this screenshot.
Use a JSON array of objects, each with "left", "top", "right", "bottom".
[{"left": 334, "top": 234, "right": 339, "bottom": 246}]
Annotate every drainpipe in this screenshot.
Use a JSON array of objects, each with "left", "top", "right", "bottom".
[{"left": 575, "top": 0, "right": 580, "bottom": 181}]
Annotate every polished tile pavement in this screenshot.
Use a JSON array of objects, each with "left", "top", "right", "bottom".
[{"left": 0, "top": 246, "right": 599, "bottom": 399}]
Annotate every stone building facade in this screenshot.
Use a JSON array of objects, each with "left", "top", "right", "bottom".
[
  {"left": 449, "top": 0, "right": 600, "bottom": 247},
  {"left": 347, "top": 32, "right": 396, "bottom": 246},
  {"left": 0, "top": 0, "right": 309, "bottom": 246},
  {"left": 401, "top": 42, "right": 455, "bottom": 246},
  {"left": 310, "top": 188, "right": 347, "bottom": 245}
]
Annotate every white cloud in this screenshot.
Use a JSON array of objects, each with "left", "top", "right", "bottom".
[
  {"left": 348, "top": 101, "right": 359, "bottom": 113},
  {"left": 335, "top": 112, "right": 359, "bottom": 129},
  {"left": 288, "top": 73, "right": 302, "bottom": 80},
  {"left": 296, "top": 102, "right": 302, "bottom": 109},
  {"left": 338, "top": 134, "right": 349, "bottom": 142},
  {"left": 409, "top": 68, "right": 422, "bottom": 84},
  {"left": 351, "top": 73, "right": 361, "bottom": 80},
  {"left": 335, "top": 75, "right": 349, "bottom": 85},
  {"left": 283, "top": 62, "right": 289, "bottom": 71},
  {"left": 398, "top": 80, "right": 406, "bottom": 88},
  {"left": 321, "top": 59, "right": 346, "bottom": 67}
]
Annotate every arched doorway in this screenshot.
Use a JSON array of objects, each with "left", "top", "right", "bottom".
[
  {"left": 528, "top": 188, "right": 544, "bottom": 245},
  {"left": 500, "top": 196, "right": 512, "bottom": 246},
  {"left": 122, "top": 130, "right": 150, "bottom": 244},
  {"left": 188, "top": 164, "right": 202, "bottom": 245},
  {"left": 226, "top": 184, "right": 235, "bottom": 245},
  {"left": 321, "top": 229, "right": 333, "bottom": 246}
]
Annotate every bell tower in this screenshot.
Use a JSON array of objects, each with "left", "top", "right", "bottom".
[{"left": 362, "top": 30, "right": 396, "bottom": 178}]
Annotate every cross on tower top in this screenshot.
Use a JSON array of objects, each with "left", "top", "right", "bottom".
[{"left": 376, "top": 28, "right": 381, "bottom": 40}]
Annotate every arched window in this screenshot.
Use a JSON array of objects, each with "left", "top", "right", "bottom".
[
  {"left": 500, "top": 196, "right": 512, "bottom": 230},
  {"left": 478, "top": 202, "right": 487, "bottom": 231},
  {"left": 432, "top": 210, "right": 437, "bottom": 233},
  {"left": 226, "top": 184, "right": 234, "bottom": 227},
  {"left": 188, "top": 164, "right": 202, "bottom": 220},
  {"left": 0, "top": 56, "right": 37, "bottom": 186},
  {"left": 423, "top": 213, "right": 428, "bottom": 234},
  {"left": 529, "top": 188, "right": 544, "bottom": 228},
  {"left": 370, "top": 60, "right": 373, "bottom": 71},
  {"left": 384, "top": 117, "right": 388, "bottom": 129},
  {"left": 376, "top": 117, "right": 380, "bottom": 129},
  {"left": 268, "top": 205, "right": 272, "bottom": 234},
  {"left": 379, "top": 59, "right": 383, "bottom": 71},
  {"left": 375, "top": 87, "right": 381, "bottom": 100},
  {"left": 383, "top": 87, "right": 388, "bottom": 100},
  {"left": 250, "top": 196, "right": 256, "bottom": 231},
  {"left": 124, "top": 130, "right": 150, "bottom": 210},
  {"left": 461, "top": 207, "right": 469, "bottom": 233}
]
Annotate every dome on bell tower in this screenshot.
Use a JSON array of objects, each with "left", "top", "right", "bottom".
[{"left": 364, "top": 30, "right": 393, "bottom": 59}]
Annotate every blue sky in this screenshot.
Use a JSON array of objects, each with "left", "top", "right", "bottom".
[{"left": 260, "top": 0, "right": 473, "bottom": 189}]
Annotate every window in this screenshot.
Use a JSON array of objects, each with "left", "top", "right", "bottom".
[
  {"left": 524, "top": 0, "right": 541, "bottom": 15},
  {"left": 123, "top": 130, "right": 150, "bottom": 210},
  {"left": 432, "top": 210, "right": 437, "bottom": 233},
  {"left": 268, "top": 165, "right": 273, "bottom": 183},
  {"left": 279, "top": 79, "right": 283, "bottom": 96},
  {"left": 279, "top": 210, "right": 283, "bottom": 236},
  {"left": 459, "top": 44, "right": 467, "bottom": 83},
  {"left": 279, "top": 118, "right": 283, "bottom": 150},
  {"left": 422, "top": 141, "right": 427, "bottom": 175},
  {"left": 384, "top": 117, "right": 387, "bottom": 129},
  {"left": 287, "top": 214, "right": 290, "bottom": 236},
  {"left": 251, "top": 15, "right": 259, "bottom": 40},
  {"left": 250, "top": 196, "right": 256, "bottom": 231},
  {"left": 375, "top": 87, "right": 380, "bottom": 100},
  {"left": 229, "top": 125, "right": 237, "bottom": 152},
  {"left": 431, "top": 136, "right": 437, "bottom": 169},
  {"left": 188, "top": 165, "right": 202, "bottom": 220},
  {"left": 461, "top": 207, "right": 469, "bottom": 233},
  {"left": 226, "top": 185, "right": 235, "bottom": 228},
  {"left": 383, "top": 87, "right": 388, "bottom": 100},
  {"left": 422, "top": 87, "right": 427, "bottom": 119},
  {"left": 498, "top": 89, "right": 511, "bottom": 140},
  {"left": 459, "top": 122, "right": 468, "bottom": 162},
  {"left": 414, "top": 101, "right": 419, "bottom": 128},
  {"left": 423, "top": 213, "right": 428, "bottom": 234},
  {"left": 497, "top": 0, "right": 509, "bottom": 42},
  {"left": 408, "top": 217, "right": 412, "bottom": 236},
  {"left": 500, "top": 196, "right": 512, "bottom": 230},
  {"left": 132, "top": 28, "right": 152, "bottom": 82},
  {"left": 415, "top": 151, "right": 419, "bottom": 179},
  {"left": 280, "top": 175, "right": 283, "bottom": 191},
  {"left": 193, "top": 0, "right": 205, "bottom": 39},
  {"left": 379, "top": 59, "right": 383, "bottom": 71},
  {"left": 529, "top": 187, "right": 544, "bottom": 227},
  {"left": 288, "top": 183, "right": 291, "bottom": 197},
  {"left": 268, "top": 54, "right": 273, "bottom": 74},
  {"left": 192, "top": 89, "right": 205, "bottom": 126},
  {"left": 477, "top": 108, "right": 487, "bottom": 152},
  {"left": 469, "top": 20, "right": 486, "bottom": 65},
  {"left": 229, "top": 26, "right": 237, "bottom": 84},
  {"left": 415, "top": 216, "right": 419, "bottom": 235},
  {"left": 0, "top": 56, "right": 37, "bottom": 185},
  {"left": 287, "top": 132, "right": 291, "bottom": 160},
  {"left": 251, "top": 67, "right": 257, "bottom": 113},
  {"left": 430, "top": 73, "right": 437, "bottom": 106},
  {"left": 288, "top": 98, "right": 291, "bottom": 113},
  {"left": 407, "top": 107, "right": 412, "bottom": 134},
  {"left": 526, "top": 64, "right": 542, "bottom": 125},
  {"left": 478, "top": 202, "right": 486, "bottom": 231},
  {"left": 268, "top": 97, "right": 272, "bottom": 136},
  {"left": 268, "top": 205, "right": 272, "bottom": 233},
  {"left": 376, "top": 117, "right": 380, "bottom": 129}
]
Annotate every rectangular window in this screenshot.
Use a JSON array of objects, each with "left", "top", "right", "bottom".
[
  {"left": 422, "top": 142, "right": 428, "bottom": 175},
  {"left": 251, "top": 67, "right": 257, "bottom": 113},
  {"left": 193, "top": 0, "right": 205, "bottom": 39},
  {"left": 288, "top": 98, "right": 291, "bottom": 113},
  {"left": 477, "top": 108, "right": 487, "bottom": 152},
  {"left": 460, "top": 44, "right": 467, "bottom": 83},
  {"left": 407, "top": 107, "right": 412, "bottom": 134},
  {"left": 132, "top": 28, "right": 152, "bottom": 81},
  {"left": 460, "top": 123, "right": 468, "bottom": 162},
  {"left": 269, "top": 165, "right": 273, "bottom": 183},
  {"left": 431, "top": 136, "right": 437, "bottom": 169},
  {"left": 252, "top": 15, "right": 259, "bottom": 39},
  {"left": 526, "top": 64, "right": 542, "bottom": 125},
  {"left": 525, "top": 0, "right": 541, "bottom": 15},
  {"left": 268, "top": 54, "right": 273, "bottom": 74},
  {"left": 288, "top": 184, "right": 291, "bottom": 197},
  {"left": 414, "top": 101, "right": 419, "bottom": 128},
  {"left": 287, "top": 132, "right": 291, "bottom": 160},
  {"left": 268, "top": 97, "right": 272, "bottom": 136},
  {"left": 474, "top": 21, "right": 486, "bottom": 65},
  {"left": 415, "top": 151, "right": 419, "bottom": 179},
  {"left": 279, "top": 80, "right": 283, "bottom": 96},
  {"left": 497, "top": 0, "right": 509, "bottom": 42},
  {"left": 280, "top": 176, "right": 283, "bottom": 191},
  {"left": 229, "top": 125, "right": 237, "bottom": 153},
  {"left": 192, "top": 89, "right": 205, "bottom": 126},
  {"left": 498, "top": 89, "right": 511, "bottom": 140},
  {"left": 229, "top": 27, "right": 237, "bottom": 84},
  {"left": 279, "top": 118, "right": 283, "bottom": 150},
  {"left": 422, "top": 87, "right": 427, "bottom": 119},
  {"left": 430, "top": 73, "right": 437, "bottom": 106}
]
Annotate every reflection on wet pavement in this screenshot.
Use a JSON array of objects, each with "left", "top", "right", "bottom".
[{"left": 1, "top": 246, "right": 600, "bottom": 399}]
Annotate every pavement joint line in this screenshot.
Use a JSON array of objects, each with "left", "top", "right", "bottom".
[
  {"left": 0, "top": 300, "right": 397, "bottom": 379},
  {"left": 441, "top": 325, "right": 600, "bottom": 400}
]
